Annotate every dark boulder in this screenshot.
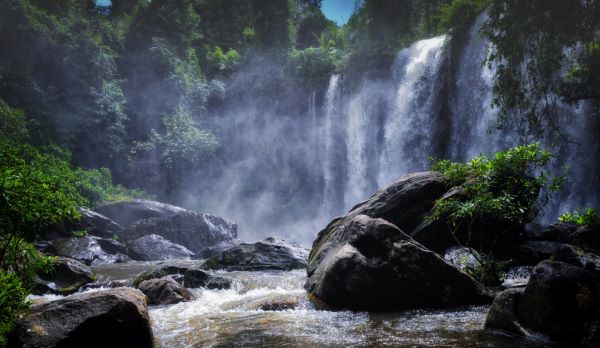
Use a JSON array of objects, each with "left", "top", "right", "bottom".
[
  {"left": 522, "top": 222, "right": 575, "bottom": 243},
  {"left": 137, "top": 276, "right": 194, "bottom": 305},
  {"left": 133, "top": 264, "right": 191, "bottom": 287},
  {"left": 182, "top": 269, "right": 232, "bottom": 289},
  {"left": 197, "top": 239, "right": 242, "bottom": 259},
  {"left": 42, "top": 207, "right": 124, "bottom": 240},
  {"left": 120, "top": 211, "right": 237, "bottom": 253},
  {"left": 126, "top": 234, "right": 195, "bottom": 261},
  {"left": 51, "top": 237, "right": 127, "bottom": 265},
  {"left": 305, "top": 214, "right": 491, "bottom": 310},
  {"left": 569, "top": 224, "right": 600, "bottom": 253},
  {"left": 10, "top": 288, "right": 154, "bottom": 348},
  {"left": 515, "top": 241, "right": 565, "bottom": 265},
  {"left": 485, "top": 260, "right": 600, "bottom": 344},
  {"left": 551, "top": 244, "right": 600, "bottom": 274},
  {"left": 202, "top": 238, "right": 309, "bottom": 271},
  {"left": 32, "top": 257, "right": 95, "bottom": 295}
]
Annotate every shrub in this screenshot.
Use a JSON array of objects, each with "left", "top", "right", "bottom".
[
  {"left": 0, "top": 271, "right": 29, "bottom": 347},
  {"left": 559, "top": 208, "right": 599, "bottom": 225},
  {"left": 72, "top": 230, "right": 88, "bottom": 238}
]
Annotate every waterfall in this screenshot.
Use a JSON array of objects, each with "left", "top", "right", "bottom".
[
  {"left": 379, "top": 35, "right": 448, "bottom": 185},
  {"left": 321, "top": 74, "right": 343, "bottom": 218}
]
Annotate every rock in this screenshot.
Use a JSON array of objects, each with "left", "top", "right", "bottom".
[
  {"left": 137, "top": 276, "right": 194, "bottom": 305},
  {"left": 132, "top": 264, "right": 191, "bottom": 287},
  {"left": 42, "top": 207, "right": 124, "bottom": 240},
  {"left": 551, "top": 244, "right": 600, "bottom": 274},
  {"left": 197, "top": 239, "right": 242, "bottom": 259},
  {"left": 202, "top": 238, "right": 309, "bottom": 271},
  {"left": 32, "top": 257, "right": 95, "bottom": 295},
  {"left": 515, "top": 241, "right": 565, "bottom": 265},
  {"left": 95, "top": 199, "right": 189, "bottom": 226},
  {"left": 126, "top": 234, "right": 195, "bottom": 261},
  {"left": 182, "top": 269, "right": 232, "bottom": 289},
  {"left": 485, "top": 261, "right": 600, "bottom": 344},
  {"left": 443, "top": 246, "right": 481, "bottom": 272},
  {"left": 569, "top": 224, "right": 600, "bottom": 253},
  {"left": 485, "top": 288, "right": 530, "bottom": 336},
  {"left": 51, "top": 237, "right": 125, "bottom": 265},
  {"left": 523, "top": 222, "right": 575, "bottom": 243},
  {"left": 222, "top": 294, "right": 303, "bottom": 311},
  {"left": 10, "top": 288, "right": 154, "bottom": 348},
  {"left": 120, "top": 211, "right": 237, "bottom": 253},
  {"left": 305, "top": 214, "right": 491, "bottom": 310}
]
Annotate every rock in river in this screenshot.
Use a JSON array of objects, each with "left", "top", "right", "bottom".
[
  {"left": 486, "top": 260, "right": 600, "bottom": 344},
  {"left": 51, "top": 237, "right": 129, "bottom": 265},
  {"left": 32, "top": 257, "right": 95, "bottom": 295},
  {"left": 10, "top": 288, "right": 154, "bottom": 348},
  {"left": 126, "top": 234, "right": 195, "bottom": 261},
  {"left": 202, "top": 237, "right": 309, "bottom": 271},
  {"left": 305, "top": 214, "right": 491, "bottom": 310},
  {"left": 137, "top": 276, "right": 194, "bottom": 305}
]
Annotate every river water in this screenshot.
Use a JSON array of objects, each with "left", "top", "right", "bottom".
[{"left": 28, "top": 261, "right": 539, "bottom": 347}]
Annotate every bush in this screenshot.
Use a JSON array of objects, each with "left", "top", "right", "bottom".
[
  {"left": 429, "top": 143, "right": 565, "bottom": 228},
  {"left": 0, "top": 271, "right": 29, "bottom": 347},
  {"left": 559, "top": 208, "right": 599, "bottom": 225}
]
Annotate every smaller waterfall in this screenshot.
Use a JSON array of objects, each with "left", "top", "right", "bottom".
[
  {"left": 379, "top": 35, "right": 448, "bottom": 186},
  {"left": 321, "top": 74, "right": 343, "bottom": 217}
]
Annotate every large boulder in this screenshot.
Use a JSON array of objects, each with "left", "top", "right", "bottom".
[
  {"left": 514, "top": 241, "right": 565, "bottom": 265},
  {"left": 32, "top": 257, "right": 95, "bottom": 295},
  {"left": 202, "top": 238, "right": 309, "bottom": 271},
  {"left": 95, "top": 199, "right": 188, "bottom": 226},
  {"left": 10, "top": 288, "right": 154, "bottom": 348},
  {"left": 51, "top": 237, "right": 129, "bottom": 265},
  {"left": 42, "top": 208, "right": 124, "bottom": 240},
  {"left": 305, "top": 214, "right": 491, "bottom": 310},
  {"left": 522, "top": 222, "right": 575, "bottom": 243},
  {"left": 485, "top": 260, "right": 600, "bottom": 344},
  {"left": 137, "top": 276, "right": 194, "bottom": 305},
  {"left": 120, "top": 211, "right": 237, "bottom": 253},
  {"left": 132, "top": 264, "right": 230, "bottom": 290},
  {"left": 126, "top": 234, "right": 195, "bottom": 261},
  {"left": 569, "top": 224, "right": 600, "bottom": 253}
]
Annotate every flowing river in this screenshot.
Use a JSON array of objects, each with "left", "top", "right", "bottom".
[{"left": 25, "top": 260, "right": 552, "bottom": 348}]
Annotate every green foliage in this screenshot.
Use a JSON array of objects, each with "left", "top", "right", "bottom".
[
  {"left": 0, "top": 100, "right": 29, "bottom": 142},
  {"left": 429, "top": 144, "right": 564, "bottom": 228},
  {"left": 559, "top": 208, "right": 600, "bottom": 226},
  {"left": 482, "top": 1, "right": 600, "bottom": 135},
  {"left": 438, "top": 0, "right": 488, "bottom": 32},
  {"left": 0, "top": 271, "right": 29, "bottom": 347},
  {"left": 288, "top": 46, "right": 339, "bottom": 91},
  {"left": 72, "top": 230, "right": 88, "bottom": 238},
  {"left": 462, "top": 254, "right": 507, "bottom": 287}
]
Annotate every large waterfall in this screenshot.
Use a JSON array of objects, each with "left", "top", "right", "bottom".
[{"left": 193, "top": 17, "right": 599, "bottom": 246}]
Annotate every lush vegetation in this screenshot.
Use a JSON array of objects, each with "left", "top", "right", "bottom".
[
  {"left": 559, "top": 208, "right": 600, "bottom": 226},
  {"left": 0, "top": 101, "right": 145, "bottom": 345},
  {"left": 429, "top": 144, "right": 565, "bottom": 285}
]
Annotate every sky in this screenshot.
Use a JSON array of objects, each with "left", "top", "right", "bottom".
[
  {"left": 321, "top": 0, "right": 357, "bottom": 25},
  {"left": 95, "top": 0, "right": 357, "bottom": 26}
]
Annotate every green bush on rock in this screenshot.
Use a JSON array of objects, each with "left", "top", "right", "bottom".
[{"left": 559, "top": 208, "right": 599, "bottom": 226}]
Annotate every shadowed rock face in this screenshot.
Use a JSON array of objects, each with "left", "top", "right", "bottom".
[
  {"left": 126, "top": 234, "right": 195, "bottom": 261},
  {"left": 202, "top": 238, "right": 309, "bottom": 271},
  {"left": 10, "top": 288, "right": 154, "bottom": 348},
  {"left": 42, "top": 208, "right": 124, "bottom": 240},
  {"left": 486, "top": 260, "right": 600, "bottom": 344},
  {"left": 306, "top": 214, "right": 491, "bottom": 310}
]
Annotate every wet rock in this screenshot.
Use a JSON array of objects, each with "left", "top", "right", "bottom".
[
  {"left": 444, "top": 246, "right": 481, "bottom": 272},
  {"left": 32, "top": 257, "right": 95, "bottom": 295},
  {"left": 252, "top": 295, "right": 300, "bottom": 311},
  {"left": 485, "top": 260, "right": 600, "bottom": 344},
  {"left": 126, "top": 234, "right": 195, "bottom": 261},
  {"left": 138, "top": 276, "right": 194, "bottom": 305},
  {"left": 81, "top": 279, "right": 133, "bottom": 291},
  {"left": 96, "top": 199, "right": 189, "bottom": 226},
  {"left": 551, "top": 244, "right": 600, "bottom": 274},
  {"left": 306, "top": 214, "right": 491, "bottom": 310},
  {"left": 523, "top": 222, "right": 575, "bottom": 243},
  {"left": 120, "top": 211, "right": 237, "bottom": 253},
  {"left": 182, "top": 269, "right": 232, "bottom": 289},
  {"left": 202, "top": 238, "right": 309, "bottom": 271},
  {"left": 197, "top": 239, "right": 242, "bottom": 259},
  {"left": 515, "top": 241, "right": 565, "bottom": 265},
  {"left": 10, "top": 288, "right": 153, "bottom": 348},
  {"left": 51, "top": 237, "right": 124, "bottom": 265},
  {"left": 42, "top": 207, "right": 124, "bottom": 240},
  {"left": 569, "top": 224, "right": 600, "bottom": 253},
  {"left": 132, "top": 264, "right": 191, "bottom": 287}
]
